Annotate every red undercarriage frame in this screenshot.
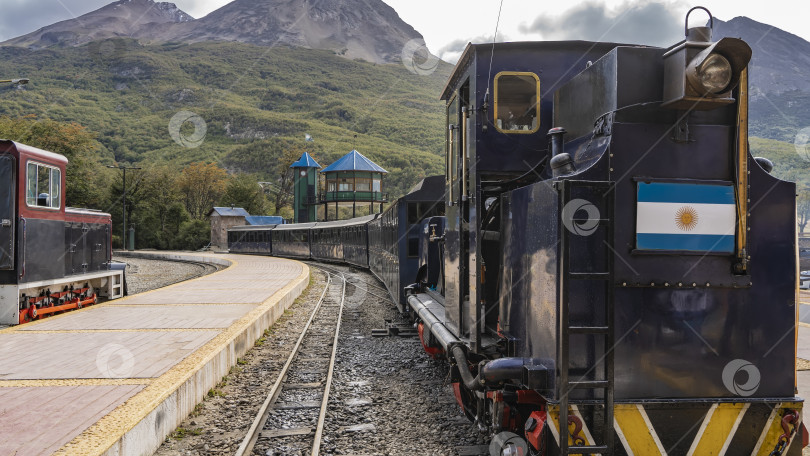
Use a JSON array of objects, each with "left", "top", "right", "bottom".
[{"left": 19, "top": 287, "right": 98, "bottom": 324}]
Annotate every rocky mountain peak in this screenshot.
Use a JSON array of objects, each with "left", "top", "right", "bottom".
[
  {"left": 0, "top": 0, "right": 426, "bottom": 64},
  {"left": 1, "top": 0, "right": 193, "bottom": 48},
  {"left": 165, "top": 0, "right": 425, "bottom": 63},
  {"left": 712, "top": 16, "right": 810, "bottom": 97}
]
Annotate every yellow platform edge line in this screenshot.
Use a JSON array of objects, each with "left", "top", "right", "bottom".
[
  {"left": 0, "top": 378, "right": 152, "bottom": 387},
  {"left": 53, "top": 260, "right": 309, "bottom": 456},
  {"left": 18, "top": 328, "right": 224, "bottom": 334},
  {"left": 0, "top": 253, "right": 236, "bottom": 335}
]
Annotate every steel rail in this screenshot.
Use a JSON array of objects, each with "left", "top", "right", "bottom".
[
  {"left": 306, "top": 262, "right": 394, "bottom": 303},
  {"left": 311, "top": 270, "right": 346, "bottom": 455},
  {"left": 234, "top": 271, "right": 334, "bottom": 456}
]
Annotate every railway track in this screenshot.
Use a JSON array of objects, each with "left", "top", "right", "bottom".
[{"left": 236, "top": 267, "right": 346, "bottom": 456}]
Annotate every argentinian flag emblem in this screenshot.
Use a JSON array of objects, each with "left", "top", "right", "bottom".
[{"left": 636, "top": 182, "right": 736, "bottom": 253}]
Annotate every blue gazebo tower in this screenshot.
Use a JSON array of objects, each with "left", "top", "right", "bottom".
[
  {"left": 319, "top": 149, "right": 388, "bottom": 220},
  {"left": 290, "top": 152, "right": 321, "bottom": 223}
]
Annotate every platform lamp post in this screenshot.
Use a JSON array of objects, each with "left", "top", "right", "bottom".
[{"left": 107, "top": 165, "right": 142, "bottom": 250}]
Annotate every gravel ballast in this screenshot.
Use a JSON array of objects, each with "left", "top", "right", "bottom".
[
  {"left": 114, "top": 254, "right": 219, "bottom": 295},
  {"left": 153, "top": 265, "right": 487, "bottom": 456}
]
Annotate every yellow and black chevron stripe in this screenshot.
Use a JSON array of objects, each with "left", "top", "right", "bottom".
[{"left": 544, "top": 401, "right": 804, "bottom": 455}]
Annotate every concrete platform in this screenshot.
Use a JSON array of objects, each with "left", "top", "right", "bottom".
[{"left": 0, "top": 252, "right": 308, "bottom": 456}]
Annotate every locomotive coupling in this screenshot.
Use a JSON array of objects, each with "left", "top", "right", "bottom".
[{"left": 662, "top": 6, "right": 752, "bottom": 110}]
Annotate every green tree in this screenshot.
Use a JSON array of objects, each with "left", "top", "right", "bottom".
[
  {"left": 175, "top": 219, "right": 210, "bottom": 250},
  {"left": 221, "top": 173, "right": 267, "bottom": 215},
  {"left": 177, "top": 162, "right": 228, "bottom": 220}
]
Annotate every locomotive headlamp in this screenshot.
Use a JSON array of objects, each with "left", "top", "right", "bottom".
[
  {"left": 690, "top": 53, "right": 732, "bottom": 94},
  {"left": 662, "top": 7, "right": 752, "bottom": 110}
]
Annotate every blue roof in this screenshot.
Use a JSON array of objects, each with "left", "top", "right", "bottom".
[
  {"left": 290, "top": 152, "right": 321, "bottom": 169},
  {"left": 245, "top": 216, "right": 285, "bottom": 225},
  {"left": 209, "top": 207, "right": 250, "bottom": 217},
  {"left": 320, "top": 150, "right": 388, "bottom": 174}
]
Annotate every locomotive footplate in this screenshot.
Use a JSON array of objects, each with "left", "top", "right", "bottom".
[{"left": 371, "top": 319, "right": 418, "bottom": 337}]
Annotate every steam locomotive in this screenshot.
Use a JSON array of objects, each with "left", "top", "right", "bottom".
[
  {"left": 230, "top": 8, "right": 806, "bottom": 455},
  {"left": 0, "top": 140, "right": 124, "bottom": 325}
]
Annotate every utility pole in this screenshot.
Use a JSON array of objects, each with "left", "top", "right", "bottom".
[{"left": 107, "top": 165, "right": 142, "bottom": 249}]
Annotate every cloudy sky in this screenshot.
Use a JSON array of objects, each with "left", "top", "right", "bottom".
[{"left": 0, "top": 0, "right": 808, "bottom": 62}]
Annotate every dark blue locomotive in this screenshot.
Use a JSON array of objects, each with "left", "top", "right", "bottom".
[{"left": 403, "top": 9, "right": 806, "bottom": 456}]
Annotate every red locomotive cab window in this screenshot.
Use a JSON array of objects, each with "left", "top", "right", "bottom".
[
  {"left": 494, "top": 72, "right": 540, "bottom": 134},
  {"left": 26, "top": 162, "right": 61, "bottom": 209}
]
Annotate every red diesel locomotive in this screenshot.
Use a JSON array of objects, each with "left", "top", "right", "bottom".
[{"left": 0, "top": 140, "right": 124, "bottom": 325}]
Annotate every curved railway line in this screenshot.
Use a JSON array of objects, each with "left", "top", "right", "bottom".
[{"left": 236, "top": 267, "right": 346, "bottom": 456}]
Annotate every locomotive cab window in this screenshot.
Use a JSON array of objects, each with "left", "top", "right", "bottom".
[
  {"left": 26, "top": 162, "right": 61, "bottom": 209},
  {"left": 494, "top": 72, "right": 540, "bottom": 134}
]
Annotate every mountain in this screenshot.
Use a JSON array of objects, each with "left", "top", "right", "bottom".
[
  {"left": 1, "top": 0, "right": 426, "bottom": 64},
  {"left": 2, "top": 0, "right": 192, "bottom": 49},
  {"left": 164, "top": 0, "right": 425, "bottom": 64},
  {"left": 714, "top": 16, "right": 810, "bottom": 97},
  {"left": 713, "top": 16, "right": 810, "bottom": 142}
]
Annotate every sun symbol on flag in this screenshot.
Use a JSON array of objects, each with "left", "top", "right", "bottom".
[{"left": 675, "top": 206, "right": 699, "bottom": 231}]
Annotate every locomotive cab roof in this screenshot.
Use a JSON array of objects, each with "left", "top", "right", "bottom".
[{"left": 0, "top": 139, "right": 68, "bottom": 166}]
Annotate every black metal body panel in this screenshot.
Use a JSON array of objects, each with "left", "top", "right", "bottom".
[
  {"left": 0, "top": 155, "right": 14, "bottom": 270},
  {"left": 271, "top": 223, "right": 315, "bottom": 259},
  {"left": 65, "top": 222, "right": 110, "bottom": 275},
  {"left": 20, "top": 218, "right": 65, "bottom": 283},
  {"left": 368, "top": 200, "right": 401, "bottom": 307},
  {"left": 418, "top": 216, "right": 446, "bottom": 289},
  {"left": 227, "top": 225, "right": 275, "bottom": 255},
  {"left": 498, "top": 125, "right": 795, "bottom": 401},
  {"left": 342, "top": 225, "right": 369, "bottom": 268}
]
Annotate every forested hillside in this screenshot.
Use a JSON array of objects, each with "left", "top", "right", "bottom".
[
  {"left": 0, "top": 39, "right": 451, "bottom": 196},
  {"left": 0, "top": 39, "right": 451, "bottom": 248}
]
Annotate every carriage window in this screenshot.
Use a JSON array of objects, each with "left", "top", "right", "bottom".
[
  {"left": 494, "top": 72, "right": 540, "bottom": 134},
  {"left": 26, "top": 162, "right": 61, "bottom": 209}
]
